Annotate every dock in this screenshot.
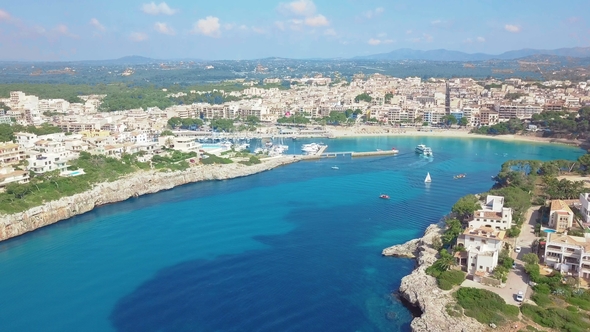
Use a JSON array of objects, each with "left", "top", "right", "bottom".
[{"left": 300, "top": 147, "right": 398, "bottom": 160}]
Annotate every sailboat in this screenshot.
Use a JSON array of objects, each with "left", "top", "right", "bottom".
[{"left": 424, "top": 172, "right": 432, "bottom": 183}]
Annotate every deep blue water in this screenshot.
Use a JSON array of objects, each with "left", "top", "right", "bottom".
[{"left": 0, "top": 136, "right": 583, "bottom": 332}]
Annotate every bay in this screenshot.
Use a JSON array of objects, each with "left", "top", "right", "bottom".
[{"left": 0, "top": 136, "right": 583, "bottom": 332}]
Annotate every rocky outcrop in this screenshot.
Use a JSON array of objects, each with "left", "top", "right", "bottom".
[
  {"left": 0, "top": 156, "right": 299, "bottom": 242},
  {"left": 384, "top": 223, "right": 486, "bottom": 332}
]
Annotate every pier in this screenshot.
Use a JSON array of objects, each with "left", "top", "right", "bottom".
[{"left": 300, "top": 147, "right": 398, "bottom": 160}]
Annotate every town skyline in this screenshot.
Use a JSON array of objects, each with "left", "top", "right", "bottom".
[{"left": 0, "top": 0, "right": 589, "bottom": 61}]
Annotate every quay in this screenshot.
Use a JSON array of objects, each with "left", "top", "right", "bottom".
[{"left": 300, "top": 147, "right": 399, "bottom": 160}]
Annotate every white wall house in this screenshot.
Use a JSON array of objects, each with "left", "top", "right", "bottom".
[
  {"left": 579, "top": 193, "right": 590, "bottom": 223},
  {"left": 456, "top": 227, "right": 506, "bottom": 277},
  {"left": 544, "top": 232, "right": 590, "bottom": 280},
  {"left": 26, "top": 140, "right": 75, "bottom": 174},
  {"left": 468, "top": 195, "right": 513, "bottom": 230}
]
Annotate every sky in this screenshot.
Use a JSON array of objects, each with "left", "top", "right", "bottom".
[{"left": 0, "top": 0, "right": 589, "bottom": 61}]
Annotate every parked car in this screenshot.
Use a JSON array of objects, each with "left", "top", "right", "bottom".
[
  {"left": 512, "top": 262, "right": 517, "bottom": 269},
  {"left": 516, "top": 291, "right": 524, "bottom": 302},
  {"left": 515, "top": 246, "right": 521, "bottom": 253}
]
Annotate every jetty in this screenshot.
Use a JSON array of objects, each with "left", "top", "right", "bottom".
[{"left": 301, "top": 147, "right": 399, "bottom": 160}]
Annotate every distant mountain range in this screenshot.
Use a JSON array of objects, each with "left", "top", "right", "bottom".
[{"left": 353, "top": 47, "right": 590, "bottom": 61}]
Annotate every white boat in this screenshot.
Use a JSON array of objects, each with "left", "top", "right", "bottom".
[
  {"left": 424, "top": 172, "right": 432, "bottom": 183},
  {"left": 331, "top": 166, "right": 339, "bottom": 170},
  {"left": 415, "top": 144, "right": 433, "bottom": 157}
]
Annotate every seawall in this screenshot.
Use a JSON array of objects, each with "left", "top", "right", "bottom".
[
  {"left": 0, "top": 156, "right": 299, "bottom": 242},
  {"left": 382, "top": 222, "right": 485, "bottom": 332}
]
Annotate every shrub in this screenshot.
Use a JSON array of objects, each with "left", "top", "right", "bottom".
[
  {"left": 439, "top": 270, "right": 466, "bottom": 286},
  {"left": 438, "top": 279, "right": 453, "bottom": 290},
  {"left": 566, "top": 305, "right": 578, "bottom": 313},
  {"left": 566, "top": 297, "right": 590, "bottom": 311},
  {"left": 531, "top": 293, "right": 552, "bottom": 307},
  {"left": 455, "top": 288, "right": 518, "bottom": 324},
  {"left": 521, "top": 303, "right": 590, "bottom": 331},
  {"left": 533, "top": 283, "right": 551, "bottom": 294}
]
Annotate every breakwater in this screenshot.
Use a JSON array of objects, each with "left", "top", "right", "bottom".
[{"left": 0, "top": 156, "right": 299, "bottom": 242}]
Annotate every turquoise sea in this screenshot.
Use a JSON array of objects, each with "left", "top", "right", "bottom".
[{"left": 0, "top": 136, "right": 584, "bottom": 332}]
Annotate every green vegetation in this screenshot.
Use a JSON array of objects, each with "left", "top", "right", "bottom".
[
  {"left": 451, "top": 194, "right": 480, "bottom": 220},
  {"left": 239, "top": 156, "right": 262, "bottom": 166},
  {"left": 455, "top": 288, "right": 519, "bottom": 325},
  {"left": 200, "top": 153, "right": 233, "bottom": 165},
  {"left": 530, "top": 107, "right": 590, "bottom": 137},
  {"left": 0, "top": 123, "right": 63, "bottom": 142},
  {"left": 277, "top": 115, "right": 310, "bottom": 124},
  {"left": 160, "top": 130, "right": 174, "bottom": 136},
  {"left": 458, "top": 117, "right": 468, "bottom": 127},
  {"left": 505, "top": 92, "right": 526, "bottom": 100},
  {"left": 354, "top": 93, "right": 372, "bottom": 103},
  {"left": 210, "top": 118, "right": 235, "bottom": 132},
  {"left": 471, "top": 118, "right": 524, "bottom": 135},
  {"left": 441, "top": 218, "right": 462, "bottom": 245},
  {"left": 151, "top": 150, "right": 197, "bottom": 171},
  {"left": 441, "top": 114, "right": 458, "bottom": 125},
  {"left": 520, "top": 304, "right": 590, "bottom": 332},
  {"left": 167, "top": 117, "right": 204, "bottom": 129}
]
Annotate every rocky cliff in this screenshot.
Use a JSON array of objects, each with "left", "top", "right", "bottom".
[
  {"left": 383, "top": 223, "right": 485, "bottom": 332},
  {"left": 0, "top": 156, "right": 299, "bottom": 242}
]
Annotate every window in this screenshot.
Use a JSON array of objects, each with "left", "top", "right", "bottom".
[{"left": 470, "top": 237, "right": 474, "bottom": 241}]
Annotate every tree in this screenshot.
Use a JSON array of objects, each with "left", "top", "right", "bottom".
[
  {"left": 459, "top": 117, "right": 468, "bottom": 127},
  {"left": 451, "top": 195, "right": 480, "bottom": 220},
  {"left": 522, "top": 253, "right": 540, "bottom": 265},
  {"left": 433, "top": 249, "right": 455, "bottom": 271},
  {"left": 354, "top": 93, "right": 372, "bottom": 103},
  {"left": 245, "top": 115, "right": 259, "bottom": 126},
  {"left": 160, "top": 130, "right": 174, "bottom": 136},
  {"left": 442, "top": 218, "right": 463, "bottom": 245},
  {"left": 167, "top": 117, "right": 183, "bottom": 128},
  {"left": 441, "top": 114, "right": 458, "bottom": 126}
]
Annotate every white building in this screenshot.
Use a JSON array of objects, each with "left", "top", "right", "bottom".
[
  {"left": 549, "top": 199, "right": 574, "bottom": 233},
  {"left": 456, "top": 227, "right": 506, "bottom": 277},
  {"left": 468, "top": 195, "right": 513, "bottom": 230},
  {"left": 579, "top": 193, "right": 590, "bottom": 223},
  {"left": 544, "top": 232, "right": 590, "bottom": 280}
]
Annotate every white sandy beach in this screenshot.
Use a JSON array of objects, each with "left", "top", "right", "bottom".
[{"left": 326, "top": 125, "right": 585, "bottom": 147}]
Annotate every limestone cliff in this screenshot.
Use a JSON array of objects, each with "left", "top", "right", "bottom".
[
  {"left": 383, "top": 223, "right": 486, "bottom": 332},
  {"left": 0, "top": 156, "right": 299, "bottom": 242}
]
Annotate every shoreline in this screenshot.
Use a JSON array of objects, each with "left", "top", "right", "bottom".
[
  {"left": 382, "top": 222, "right": 486, "bottom": 332},
  {"left": 326, "top": 126, "right": 585, "bottom": 148},
  {"left": 0, "top": 155, "right": 300, "bottom": 242}
]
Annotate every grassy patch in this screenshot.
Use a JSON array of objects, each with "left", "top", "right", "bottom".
[
  {"left": 521, "top": 303, "right": 590, "bottom": 332},
  {"left": 201, "top": 153, "right": 233, "bottom": 165},
  {"left": 455, "top": 287, "right": 519, "bottom": 325}
]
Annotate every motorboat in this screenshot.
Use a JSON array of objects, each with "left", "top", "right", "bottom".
[
  {"left": 415, "top": 144, "right": 433, "bottom": 157},
  {"left": 331, "top": 166, "right": 339, "bottom": 170},
  {"left": 454, "top": 174, "right": 466, "bottom": 179},
  {"left": 379, "top": 194, "right": 390, "bottom": 199}
]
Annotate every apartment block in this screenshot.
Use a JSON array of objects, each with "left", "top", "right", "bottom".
[
  {"left": 456, "top": 227, "right": 506, "bottom": 278},
  {"left": 549, "top": 200, "right": 574, "bottom": 233},
  {"left": 544, "top": 233, "right": 590, "bottom": 279},
  {"left": 0, "top": 143, "right": 26, "bottom": 166}
]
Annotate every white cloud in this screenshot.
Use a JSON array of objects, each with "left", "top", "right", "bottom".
[
  {"left": 223, "top": 23, "right": 235, "bottom": 30},
  {"left": 154, "top": 22, "right": 175, "bottom": 35},
  {"left": 410, "top": 33, "right": 433, "bottom": 43},
  {"left": 0, "top": 9, "right": 12, "bottom": 21},
  {"left": 368, "top": 38, "right": 393, "bottom": 45},
  {"left": 274, "top": 21, "right": 285, "bottom": 31},
  {"left": 130, "top": 32, "right": 149, "bottom": 41},
  {"left": 89, "top": 18, "right": 105, "bottom": 31},
  {"left": 239, "top": 25, "right": 249, "bottom": 30},
  {"left": 192, "top": 16, "right": 221, "bottom": 37},
  {"left": 324, "top": 28, "right": 336, "bottom": 36},
  {"left": 504, "top": 24, "right": 520, "bottom": 33},
  {"left": 476, "top": 36, "right": 485, "bottom": 42},
  {"left": 279, "top": 0, "right": 316, "bottom": 17},
  {"left": 305, "top": 14, "right": 328, "bottom": 27},
  {"left": 251, "top": 27, "right": 266, "bottom": 34},
  {"left": 364, "top": 7, "right": 384, "bottom": 19},
  {"left": 141, "top": 2, "right": 177, "bottom": 15},
  {"left": 53, "top": 24, "right": 78, "bottom": 38}
]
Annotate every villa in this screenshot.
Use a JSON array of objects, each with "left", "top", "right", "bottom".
[
  {"left": 456, "top": 226, "right": 506, "bottom": 281},
  {"left": 467, "top": 195, "right": 513, "bottom": 230}
]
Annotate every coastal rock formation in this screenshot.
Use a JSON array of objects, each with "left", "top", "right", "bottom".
[
  {"left": 0, "top": 156, "right": 299, "bottom": 242},
  {"left": 384, "top": 223, "right": 485, "bottom": 332}
]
